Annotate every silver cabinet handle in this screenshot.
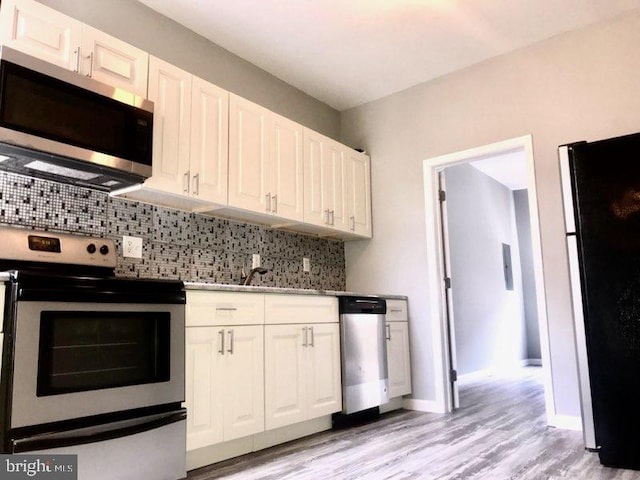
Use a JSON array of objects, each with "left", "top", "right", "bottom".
[
  {"left": 227, "top": 329, "right": 234, "bottom": 354},
  {"left": 330, "top": 210, "right": 335, "bottom": 226},
  {"left": 266, "top": 193, "right": 271, "bottom": 212},
  {"left": 183, "top": 171, "right": 190, "bottom": 193},
  {"left": 385, "top": 324, "right": 391, "bottom": 341},
  {"left": 309, "top": 326, "right": 314, "bottom": 347},
  {"left": 192, "top": 174, "right": 199, "bottom": 196},
  {"left": 216, "top": 307, "right": 237, "bottom": 311},
  {"left": 218, "top": 329, "right": 225, "bottom": 355},
  {"left": 85, "top": 51, "right": 94, "bottom": 77},
  {"left": 324, "top": 209, "right": 330, "bottom": 225},
  {"left": 302, "top": 327, "right": 308, "bottom": 347},
  {"left": 74, "top": 46, "right": 81, "bottom": 73},
  {"left": 390, "top": 308, "right": 402, "bottom": 313},
  {"left": 272, "top": 194, "right": 277, "bottom": 213},
  {"left": 350, "top": 215, "right": 355, "bottom": 231}
]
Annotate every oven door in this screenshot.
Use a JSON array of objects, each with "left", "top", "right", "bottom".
[{"left": 10, "top": 301, "right": 184, "bottom": 429}]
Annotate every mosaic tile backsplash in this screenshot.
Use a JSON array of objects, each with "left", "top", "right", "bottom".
[{"left": 0, "top": 171, "right": 346, "bottom": 290}]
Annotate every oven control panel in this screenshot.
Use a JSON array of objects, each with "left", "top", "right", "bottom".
[{"left": 0, "top": 226, "right": 117, "bottom": 268}]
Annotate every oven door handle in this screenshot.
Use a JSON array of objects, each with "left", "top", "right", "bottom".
[{"left": 11, "top": 409, "right": 186, "bottom": 453}]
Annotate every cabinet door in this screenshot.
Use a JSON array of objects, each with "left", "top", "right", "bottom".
[
  {"left": 303, "top": 128, "right": 331, "bottom": 227},
  {"left": 387, "top": 322, "right": 412, "bottom": 398},
  {"left": 0, "top": 0, "right": 81, "bottom": 70},
  {"left": 190, "top": 76, "right": 229, "bottom": 205},
  {"left": 264, "top": 324, "right": 306, "bottom": 430},
  {"left": 185, "top": 327, "right": 224, "bottom": 451},
  {"left": 345, "top": 150, "right": 372, "bottom": 237},
  {"left": 328, "top": 143, "right": 348, "bottom": 231},
  {"left": 306, "top": 323, "right": 342, "bottom": 419},
  {"left": 228, "top": 95, "right": 268, "bottom": 213},
  {"left": 223, "top": 325, "right": 265, "bottom": 441},
  {"left": 80, "top": 26, "right": 149, "bottom": 97},
  {"left": 269, "top": 114, "right": 303, "bottom": 221},
  {"left": 146, "top": 56, "right": 192, "bottom": 195}
]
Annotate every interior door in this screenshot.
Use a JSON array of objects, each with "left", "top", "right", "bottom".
[{"left": 438, "top": 170, "right": 459, "bottom": 409}]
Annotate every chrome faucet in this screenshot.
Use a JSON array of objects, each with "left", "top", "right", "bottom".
[{"left": 240, "top": 266, "right": 268, "bottom": 286}]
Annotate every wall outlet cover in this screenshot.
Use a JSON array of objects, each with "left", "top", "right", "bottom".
[
  {"left": 123, "top": 235, "right": 143, "bottom": 259},
  {"left": 303, "top": 257, "right": 310, "bottom": 273},
  {"left": 252, "top": 253, "right": 261, "bottom": 269}
]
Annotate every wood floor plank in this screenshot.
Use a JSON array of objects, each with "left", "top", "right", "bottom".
[{"left": 187, "top": 367, "right": 640, "bottom": 479}]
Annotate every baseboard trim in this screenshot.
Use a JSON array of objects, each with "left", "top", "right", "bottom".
[
  {"left": 549, "top": 414, "right": 582, "bottom": 431},
  {"left": 403, "top": 398, "right": 446, "bottom": 413},
  {"left": 458, "top": 369, "right": 492, "bottom": 384}
]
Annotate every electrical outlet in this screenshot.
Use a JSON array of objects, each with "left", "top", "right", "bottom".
[
  {"left": 123, "top": 235, "right": 143, "bottom": 259},
  {"left": 252, "top": 254, "right": 261, "bottom": 269},
  {"left": 303, "top": 257, "right": 311, "bottom": 273}
]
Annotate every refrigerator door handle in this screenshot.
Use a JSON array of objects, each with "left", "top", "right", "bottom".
[
  {"left": 566, "top": 235, "right": 597, "bottom": 450},
  {"left": 12, "top": 409, "right": 187, "bottom": 453},
  {"left": 559, "top": 145, "right": 577, "bottom": 234}
]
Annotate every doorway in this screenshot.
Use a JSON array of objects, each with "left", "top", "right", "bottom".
[{"left": 422, "top": 135, "right": 555, "bottom": 426}]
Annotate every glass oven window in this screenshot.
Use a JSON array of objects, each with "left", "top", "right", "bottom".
[{"left": 37, "top": 311, "right": 171, "bottom": 396}]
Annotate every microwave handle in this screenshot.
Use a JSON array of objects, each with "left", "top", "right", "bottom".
[{"left": 11, "top": 409, "right": 186, "bottom": 453}]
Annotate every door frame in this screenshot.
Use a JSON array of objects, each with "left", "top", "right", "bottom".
[{"left": 422, "top": 134, "right": 555, "bottom": 425}]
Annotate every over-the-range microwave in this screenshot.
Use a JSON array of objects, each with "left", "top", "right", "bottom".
[{"left": 0, "top": 46, "right": 153, "bottom": 191}]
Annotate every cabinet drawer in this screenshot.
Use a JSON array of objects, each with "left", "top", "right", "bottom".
[
  {"left": 265, "top": 295, "right": 338, "bottom": 325},
  {"left": 386, "top": 299, "right": 408, "bottom": 321},
  {"left": 186, "top": 291, "right": 264, "bottom": 326}
]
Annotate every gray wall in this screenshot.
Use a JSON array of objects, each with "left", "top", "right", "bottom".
[
  {"left": 39, "top": 0, "right": 340, "bottom": 140},
  {"left": 514, "top": 189, "right": 541, "bottom": 360},
  {"left": 341, "top": 10, "right": 640, "bottom": 417},
  {"left": 445, "top": 164, "right": 526, "bottom": 376}
]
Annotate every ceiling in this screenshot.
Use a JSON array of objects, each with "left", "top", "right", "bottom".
[
  {"left": 138, "top": 0, "right": 640, "bottom": 111},
  {"left": 470, "top": 149, "right": 527, "bottom": 190}
]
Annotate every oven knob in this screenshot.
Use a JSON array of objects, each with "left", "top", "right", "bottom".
[
  {"left": 87, "top": 243, "right": 96, "bottom": 254},
  {"left": 100, "top": 245, "right": 110, "bottom": 255}
]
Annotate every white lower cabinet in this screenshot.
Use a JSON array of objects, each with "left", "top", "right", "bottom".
[
  {"left": 185, "top": 291, "right": 341, "bottom": 465},
  {"left": 185, "top": 324, "right": 264, "bottom": 452},
  {"left": 385, "top": 299, "right": 412, "bottom": 398},
  {"left": 264, "top": 322, "right": 341, "bottom": 430}
]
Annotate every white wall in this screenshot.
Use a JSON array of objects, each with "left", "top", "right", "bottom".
[
  {"left": 514, "top": 189, "right": 541, "bottom": 360},
  {"left": 341, "top": 10, "right": 640, "bottom": 417},
  {"left": 40, "top": 0, "right": 340, "bottom": 139},
  {"left": 445, "top": 164, "right": 526, "bottom": 375}
]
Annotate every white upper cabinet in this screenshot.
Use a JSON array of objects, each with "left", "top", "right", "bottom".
[
  {"left": 269, "top": 113, "right": 304, "bottom": 221},
  {"left": 228, "top": 94, "right": 303, "bottom": 222},
  {"left": 228, "top": 94, "right": 269, "bottom": 213},
  {"left": 190, "top": 76, "right": 229, "bottom": 205},
  {"left": 80, "top": 26, "right": 148, "bottom": 97},
  {"left": 304, "top": 128, "right": 370, "bottom": 236},
  {"left": 146, "top": 56, "right": 192, "bottom": 196},
  {"left": 0, "top": 0, "right": 149, "bottom": 97},
  {"left": 303, "top": 128, "right": 345, "bottom": 229},
  {"left": 140, "top": 57, "right": 228, "bottom": 207},
  {"left": 345, "top": 149, "right": 372, "bottom": 237},
  {"left": 0, "top": 0, "right": 81, "bottom": 70}
]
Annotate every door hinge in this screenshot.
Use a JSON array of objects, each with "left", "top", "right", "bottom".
[
  {"left": 438, "top": 190, "right": 446, "bottom": 202},
  {"left": 444, "top": 277, "right": 451, "bottom": 289},
  {"left": 451, "top": 369, "right": 458, "bottom": 382}
]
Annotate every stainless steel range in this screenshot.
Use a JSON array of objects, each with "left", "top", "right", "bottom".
[{"left": 0, "top": 226, "right": 186, "bottom": 480}]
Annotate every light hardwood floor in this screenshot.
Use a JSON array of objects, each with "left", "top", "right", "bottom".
[{"left": 187, "top": 367, "right": 640, "bottom": 479}]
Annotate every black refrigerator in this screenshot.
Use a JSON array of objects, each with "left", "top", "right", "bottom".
[{"left": 560, "top": 132, "right": 640, "bottom": 469}]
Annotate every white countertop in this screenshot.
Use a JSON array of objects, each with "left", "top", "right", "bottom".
[
  {"left": 0, "top": 272, "right": 406, "bottom": 300},
  {"left": 184, "top": 281, "right": 408, "bottom": 300}
]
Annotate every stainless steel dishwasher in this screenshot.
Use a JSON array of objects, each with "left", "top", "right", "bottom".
[{"left": 338, "top": 296, "right": 389, "bottom": 414}]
